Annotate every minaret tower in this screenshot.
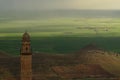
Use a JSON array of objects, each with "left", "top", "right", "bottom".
[{"left": 20, "top": 32, "right": 32, "bottom": 80}]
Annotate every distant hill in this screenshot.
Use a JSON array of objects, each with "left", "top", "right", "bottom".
[
  {"left": 0, "top": 44, "right": 120, "bottom": 80},
  {"left": 74, "top": 44, "right": 120, "bottom": 76}
]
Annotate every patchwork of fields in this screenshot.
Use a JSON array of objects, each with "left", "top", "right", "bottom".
[{"left": 0, "top": 17, "right": 120, "bottom": 55}]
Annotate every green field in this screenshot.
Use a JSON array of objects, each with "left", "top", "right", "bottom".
[
  {"left": 1, "top": 17, "right": 120, "bottom": 55},
  {"left": 0, "top": 18, "right": 120, "bottom": 37}
]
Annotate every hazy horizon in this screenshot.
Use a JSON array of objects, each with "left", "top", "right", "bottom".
[{"left": 0, "top": 0, "right": 120, "bottom": 11}]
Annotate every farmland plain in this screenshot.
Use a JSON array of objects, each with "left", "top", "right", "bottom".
[{"left": 1, "top": 10, "right": 120, "bottom": 55}]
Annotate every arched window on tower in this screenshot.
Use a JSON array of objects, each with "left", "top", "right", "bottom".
[{"left": 26, "top": 47, "right": 28, "bottom": 52}]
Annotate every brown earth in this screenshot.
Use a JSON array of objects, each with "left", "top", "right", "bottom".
[
  {"left": 52, "top": 64, "right": 113, "bottom": 79},
  {"left": 0, "top": 44, "right": 120, "bottom": 80}
]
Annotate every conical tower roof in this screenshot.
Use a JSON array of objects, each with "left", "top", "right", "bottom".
[{"left": 22, "top": 32, "right": 30, "bottom": 42}]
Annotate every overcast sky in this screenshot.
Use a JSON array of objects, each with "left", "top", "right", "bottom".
[{"left": 0, "top": 0, "right": 120, "bottom": 10}]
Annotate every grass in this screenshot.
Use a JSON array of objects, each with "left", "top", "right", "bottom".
[{"left": 1, "top": 17, "right": 120, "bottom": 55}]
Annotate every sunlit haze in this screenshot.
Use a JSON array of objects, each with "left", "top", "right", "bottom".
[{"left": 0, "top": 0, "right": 120, "bottom": 10}]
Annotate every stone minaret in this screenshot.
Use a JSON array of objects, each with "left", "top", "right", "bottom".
[{"left": 20, "top": 32, "right": 32, "bottom": 80}]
